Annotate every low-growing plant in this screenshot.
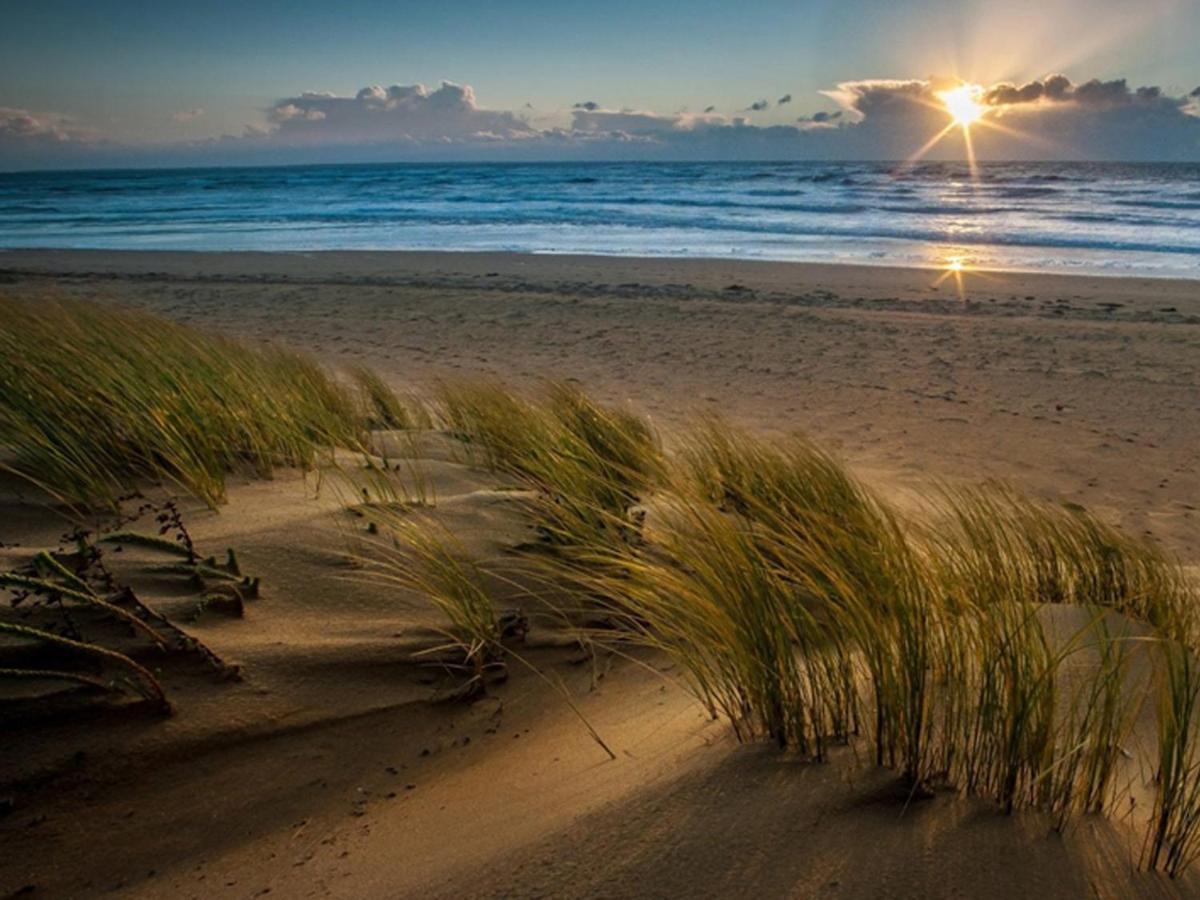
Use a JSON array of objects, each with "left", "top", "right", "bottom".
[
  {"left": 1, "top": 502, "right": 247, "bottom": 710},
  {"left": 0, "top": 621, "right": 168, "bottom": 710}
]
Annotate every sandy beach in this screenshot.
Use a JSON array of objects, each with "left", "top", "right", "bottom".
[
  {"left": 2, "top": 250, "right": 1199, "bottom": 898},
  {"left": 4, "top": 249, "right": 1197, "bottom": 556}
]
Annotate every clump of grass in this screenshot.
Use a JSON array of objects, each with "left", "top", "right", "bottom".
[
  {"left": 1144, "top": 640, "right": 1200, "bottom": 877},
  {"left": 359, "top": 510, "right": 502, "bottom": 695},
  {"left": 349, "top": 365, "right": 431, "bottom": 430},
  {"left": 597, "top": 499, "right": 821, "bottom": 751},
  {"left": 437, "top": 379, "right": 660, "bottom": 554},
  {"left": 678, "top": 420, "right": 930, "bottom": 771},
  {"left": 0, "top": 297, "right": 367, "bottom": 509},
  {"left": 933, "top": 485, "right": 1191, "bottom": 632},
  {"left": 435, "top": 379, "right": 552, "bottom": 474},
  {"left": 371, "top": 383, "right": 1200, "bottom": 867}
]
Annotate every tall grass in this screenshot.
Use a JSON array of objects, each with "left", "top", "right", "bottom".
[
  {"left": 1144, "top": 640, "right": 1200, "bottom": 877},
  {"left": 932, "top": 486, "right": 1192, "bottom": 632},
  {"left": 492, "top": 415, "right": 1197, "bottom": 862},
  {"left": 349, "top": 365, "right": 432, "bottom": 431},
  {"left": 0, "top": 297, "right": 367, "bottom": 509},
  {"left": 436, "top": 379, "right": 660, "bottom": 555}
]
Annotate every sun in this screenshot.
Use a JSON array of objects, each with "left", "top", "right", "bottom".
[{"left": 938, "top": 85, "right": 986, "bottom": 127}]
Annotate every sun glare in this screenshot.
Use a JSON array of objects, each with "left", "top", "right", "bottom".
[
  {"left": 900, "top": 83, "right": 994, "bottom": 178},
  {"left": 938, "top": 85, "right": 986, "bottom": 127}
]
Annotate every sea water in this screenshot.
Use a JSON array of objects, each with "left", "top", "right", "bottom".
[{"left": 2, "top": 161, "right": 1198, "bottom": 277}]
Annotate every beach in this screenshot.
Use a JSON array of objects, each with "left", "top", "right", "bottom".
[
  {"left": 4, "top": 249, "right": 1197, "bottom": 556},
  {"left": 2, "top": 249, "right": 1199, "bottom": 898}
]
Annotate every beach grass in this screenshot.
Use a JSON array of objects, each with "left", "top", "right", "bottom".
[
  {"left": 399, "top": 395, "right": 1200, "bottom": 868},
  {"left": 360, "top": 510, "right": 502, "bottom": 692},
  {"left": 0, "top": 297, "right": 369, "bottom": 510}
]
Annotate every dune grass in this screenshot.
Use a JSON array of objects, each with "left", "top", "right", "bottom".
[
  {"left": 359, "top": 510, "right": 502, "bottom": 693},
  {"left": 408, "top": 406, "right": 1194, "bottom": 871},
  {"left": 349, "top": 365, "right": 433, "bottom": 431},
  {"left": 436, "top": 379, "right": 660, "bottom": 553},
  {"left": 0, "top": 297, "right": 370, "bottom": 510},
  {"left": 1144, "top": 640, "right": 1200, "bottom": 877}
]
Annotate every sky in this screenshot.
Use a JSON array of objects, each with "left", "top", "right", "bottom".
[{"left": 1, "top": 0, "right": 1198, "bottom": 168}]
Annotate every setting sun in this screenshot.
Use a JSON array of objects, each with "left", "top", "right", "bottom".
[{"left": 938, "top": 85, "right": 986, "bottom": 126}]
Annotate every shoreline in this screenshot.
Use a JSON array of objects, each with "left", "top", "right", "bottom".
[
  {"left": 5, "top": 246, "right": 1200, "bottom": 291},
  {"left": 3, "top": 248, "right": 1197, "bottom": 557},
  {"left": 4, "top": 246, "right": 1200, "bottom": 284}
]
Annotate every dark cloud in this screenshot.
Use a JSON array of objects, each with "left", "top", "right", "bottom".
[
  {"left": 983, "top": 81, "right": 1045, "bottom": 106},
  {"left": 746, "top": 99, "right": 769, "bottom": 112},
  {"left": 1074, "top": 78, "right": 1134, "bottom": 105},
  {"left": 797, "top": 110, "right": 844, "bottom": 127},
  {"left": 1044, "top": 74, "right": 1073, "bottom": 101},
  {"left": 573, "top": 101, "right": 600, "bottom": 111},
  {"left": 982, "top": 75, "right": 1187, "bottom": 114},
  {"left": 777, "top": 94, "right": 792, "bottom": 106}
]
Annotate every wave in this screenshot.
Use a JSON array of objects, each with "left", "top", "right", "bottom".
[{"left": 3, "top": 161, "right": 1199, "bottom": 276}]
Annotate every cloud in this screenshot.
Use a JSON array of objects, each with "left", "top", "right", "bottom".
[
  {"left": 796, "top": 110, "right": 843, "bottom": 129},
  {"left": 263, "top": 81, "right": 537, "bottom": 145},
  {"left": 0, "top": 107, "right": 101, "bottom": 167},
  {"left": 815, "top": 75, "right": 1200, "bottom": 161},
  {"left": 777, "top": 94, "right": 792, "bottom": 106},
  {"left": 0, "top": 107, "right": 90, "bottom": 141},
  {"left": 3, "top": 73, "right": 1199, "bottom": 169},
  {"left": 172, "top": 108, "right": 206, "bottom": 123},
  {"left": 980, "top": 75, "right": 1184, "bottom": 111}
]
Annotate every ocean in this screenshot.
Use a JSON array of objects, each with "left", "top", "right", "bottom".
[{"left": 2, "top": 161, "right": 1199, "bottom": 278}]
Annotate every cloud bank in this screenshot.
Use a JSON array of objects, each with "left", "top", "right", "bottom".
[{"left": 2, "top": 73, "right": 1198, "bottom": 169}]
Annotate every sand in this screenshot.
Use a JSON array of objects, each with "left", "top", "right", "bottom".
[
  {"left": 3, "top": 249, "right": 1196, "bottom": 556},
  {"left": 2, "top": 250, "right": 1199, "bottom": 898}
]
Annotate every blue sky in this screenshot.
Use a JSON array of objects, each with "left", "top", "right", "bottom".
[{"left": 1, "top": 0, "right": 1198, "bottom": 166}]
